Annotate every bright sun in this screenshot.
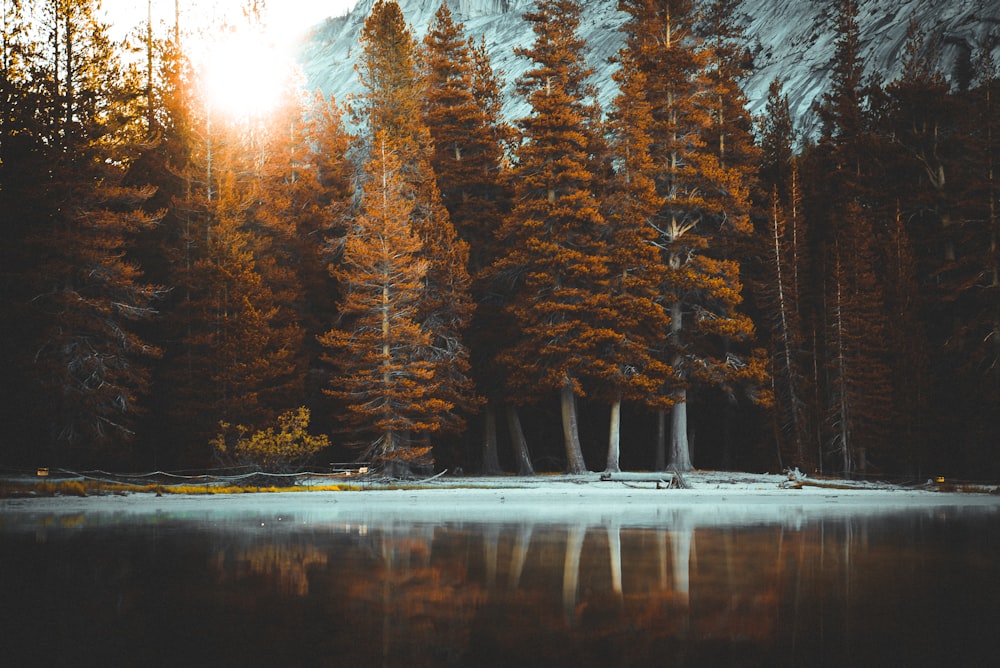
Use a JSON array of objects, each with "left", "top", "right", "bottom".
[{"left": 199, "top": 26, "right": 297, "bottom": 119}]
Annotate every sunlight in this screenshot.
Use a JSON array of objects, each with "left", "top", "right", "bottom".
[{"left": 199, "top": 25, "right": 295, "bottom": 119}]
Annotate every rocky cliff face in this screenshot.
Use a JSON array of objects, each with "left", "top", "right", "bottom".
[{"left": 298, "top": 0, "right": 1000, "bottom": 137}]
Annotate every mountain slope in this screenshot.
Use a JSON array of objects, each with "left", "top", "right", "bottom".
[{"left": 298, "top": 0, "right": 1000, "bottom": 137}]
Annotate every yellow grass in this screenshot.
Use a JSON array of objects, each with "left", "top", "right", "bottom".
[{"left": 0, "top": 479, "right": 360, "bottom": 498}]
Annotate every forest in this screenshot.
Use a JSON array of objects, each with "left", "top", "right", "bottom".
[{"left": 1, "top": 0, "right": 997, "bottom": 480}]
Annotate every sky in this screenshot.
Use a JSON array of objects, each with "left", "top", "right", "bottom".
[{"left": 101, "top": 0, "right": 360, "bottom": 44}]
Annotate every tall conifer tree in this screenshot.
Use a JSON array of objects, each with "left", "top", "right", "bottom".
[
  {"left": 423, "top": 2, "right": 513, "bottom": 473},
  {"left": 161, "top": 13, "right": 308, "bottom": 461},
  {"left": 350, "top": 0, "right": 477, "bottom": 464},
  {"left": 491, "top": 0, "right": 615, "bottom": 473},
  {"left": 2, "top": 0, "right": 163, "bottom": 464},
  {"left": 810, "top": 0, "right": 895, "bottom": 475},
  {"left": 601, "top": 49, "right": 674, "bottom": 472},
  {"left": 619, "top": 0, "right": 763, "bottom": 471},
  {"left": 320, "top": 133, "right": 440, "bottom": 474}
]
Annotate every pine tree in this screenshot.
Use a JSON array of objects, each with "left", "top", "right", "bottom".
[
  {"left": 948, "top": 39, "right": 1000, "bottom": 470},
  {"left": 816, "top": 0, "right": 867, "bottom": 180},
  {"left": 874, "top": 21, "right": 946, "bottom": 474},
  {"left": 759, "top": 173, "right": 812, "bottom": 469},
  {"left": 298, "top": 91, "right": 355, "bottom": 368},
  {"left": 423, "top": 3, "right": 514, "bottom": 473},
  {"left": 699, "top": 0, "right": 758, "bottom": 173},
  {"left": 2, "top": 0, "right": 164, "bottom": 464},
  {"left": 600, "top": 49, "right": 673, "bottom": 472},
  {"left": 319, "top": 133, "right": 440, "bottom": 474},
  {"left": 490, "top": 0, "right": 617, "bottom": 473},
  {"left": 619, "top": 0, "right": 763, "bottom": 471},
  {"left": 825, "top": 200, "right": 893, "bottom": 476},
  {"left": 805, "top": 0, "right": 899, "bottom": 475},
  {"left": 347, "top": 0, "right": 477, "bottom": 468},
  {"left": 758, "top": 77, "right": 796, "bottom": 199}
]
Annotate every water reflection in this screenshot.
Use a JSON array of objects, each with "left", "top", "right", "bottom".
[{"left": 2, "top": 506, "right": 998, "bottom": 666}]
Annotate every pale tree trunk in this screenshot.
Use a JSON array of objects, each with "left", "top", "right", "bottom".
[
  {"left": 603, "top": 394, "right": 622, "bottom": 473},
  {"left": 667, "top": 299, "right": 693, "bottom": 472},
  {"left": 607, "top": 521, "right": 623, "bottom": 597},
  {"left": 480, "top": 400, "right": 502, "bottom": 474},
  {"left": 506, "top": 405, "right": 534, "bottom": 476},
  {"left": 560, "top": 378, "right": 587, "bottom": 473},
  {"left": 508, "top": 523, "right": 533, "bottom": 589},
  {"left": 562, "top": 524, "right": 585, "bottom": 626},
  {"left": 668, "top": 389, "right": 693, "bottom": 472},
  {"left": 671, "top": 512, "right": 693, "bottom": 604}
]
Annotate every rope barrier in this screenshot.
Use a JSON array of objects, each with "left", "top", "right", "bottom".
[{"left": 0, "top": 464, "right": 374, "bottom": 488}]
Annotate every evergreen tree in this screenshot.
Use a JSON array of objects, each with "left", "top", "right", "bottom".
[
  {"left": 298, "top": 91, "right": 355, "bottom": 374},
  {"left": 423, "top": 2, "right": 511, "bottom": 473},
  {"left": 759, "top": 173, "right": 812, "bottom": 470},
  {"left": 160, "top": 16, "right": 308, "bottom": 461},
  {"left": 491, "top": 0, "right": 614, "bottom": 473},
  {"left": 319, "top": 133, "right": 440, "bottom": 474},
  {"left": 947, "top": 40, "right": 1000, "bottom": 471},
  {"left": 620, "top": 0, "right": 763, "bottom": 471},
  {"left": 758, "top": 77, "right": 795, "bottom": 199},
  {"left": 601, "top": 49, "right": 674, "bottom": 472},
  {"left": 699, "top": 0, "right": 758, "bottom": 173},
  {"left": 824, "top": 200, "right": 893, "bottom": 476},
  {"left": 875, "top": 21, "right": 946, "bottom": 474},
  {"left": 352, "top": 0, "right": 477, "bottom": 463},
  {"left": 2, "top": 0, "right": 163, "bottom": 465},
  {"left": 806, "top": 0, "right": 897, "bottom": 475},
  {"left": 815, "top": 0, "right": 867, "bottom": 183}
]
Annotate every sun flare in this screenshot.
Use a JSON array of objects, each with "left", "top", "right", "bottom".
[{"left": 198, "top": 26, "right": 297, "bottom": 119}]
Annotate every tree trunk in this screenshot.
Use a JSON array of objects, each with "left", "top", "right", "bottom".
[
  {"left": 671, "top": 512, "right": 693, "bottom": 603},
  {"left": 480, "top": 400, "right": 502, "bottom": 474},
  {"left": 668, "top": 390, "right": 693, "bottom": 472},
  {"left": 604, "top": 394, "right": 622, "bottom": 473},
  {"left": 560, "top": 379, "right": 587, "bottom": 473},
  {"left": 655, "top": 409, "right": 667, "bottom": 471},
  {"left": 562, "top": 524, "right": 585, "bottom": 626},
  {"left": 506, "top": 405, "right": 534, "bottom": 476},
  {"left": 608, "top": 521, "right": 623, "bottom": 597},
  {"left": 508, "top": 523, "right": 533, "bottom": 589}
]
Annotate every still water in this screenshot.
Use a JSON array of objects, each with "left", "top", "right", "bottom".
[{"left": 2, "top": 500, "right": 999, "bottom": 667}]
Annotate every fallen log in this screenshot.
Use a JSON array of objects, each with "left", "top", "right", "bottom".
[
  {"left": 599, "top": 470, "right": 689, "bottom": 489},
  {"left": 783, "top": 470, "right": 862, "bottom": 490}
]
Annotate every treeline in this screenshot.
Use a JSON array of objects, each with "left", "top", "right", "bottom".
[{"left": 1, "top": 0, "right": 996, "bottom": 478}]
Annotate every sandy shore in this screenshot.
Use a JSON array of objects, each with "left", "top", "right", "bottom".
[{"left": 3, "top": 471, "right": 998, "bottom": 529}]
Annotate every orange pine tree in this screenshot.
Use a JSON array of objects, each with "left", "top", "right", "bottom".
[
  {"left": 354, "top": 0, "right": 478, "bottom": 449},
  {"left": 600, "top": 50, "right": 674, "bottom": 472},
  {"left": 620, "top": 0, "right": 764, "bottom": 471},
  {"left": 161, "top": 36, "right": 306, "bottom": 460},
  {"left": 491, "top": 0, "right": 619, "bottom": 473},
  {"left": 319, "top": 134, "right": 443, "bottom": 474},
  {"left": 423, "top": 2, "right": 520, "bottom": 473}
]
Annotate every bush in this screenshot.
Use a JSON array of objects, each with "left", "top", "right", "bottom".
[{"left": 211, "top": 407, "right": 330, "bottom": 474}]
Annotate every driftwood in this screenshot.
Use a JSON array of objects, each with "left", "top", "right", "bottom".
[
  {"left": 599, "top": 470, "right": 691, "bottom": 489},
  {"left": 783, "top": 469, "right": 860, "bottom": 490},
  {"left": 783, "top": 479, "right": 862, "bottom": 490}
]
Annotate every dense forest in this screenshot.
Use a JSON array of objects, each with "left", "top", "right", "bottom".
[{"left": 1, "top": 0, "right": 997, "bottom": 479}]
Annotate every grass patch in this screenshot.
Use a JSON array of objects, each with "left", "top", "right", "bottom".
[{"left": 0, "top": 479, "right": 360, "bottom": 498}]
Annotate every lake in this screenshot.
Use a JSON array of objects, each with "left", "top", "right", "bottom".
[{"left": 2, "top": 490, "right": 999, "bottom": 666}]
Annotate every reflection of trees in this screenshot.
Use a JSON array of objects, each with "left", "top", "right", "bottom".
[
  {"left": 189, "top": 513, "right": 946, "bottom": 666},
  {"left": 211, "top": 542, "right": 328, "bottom": 596}
]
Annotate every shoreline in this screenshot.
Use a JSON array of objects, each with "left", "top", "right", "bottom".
[{"left": 3, "top": 471, "right": 998, "bottom": 529}]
